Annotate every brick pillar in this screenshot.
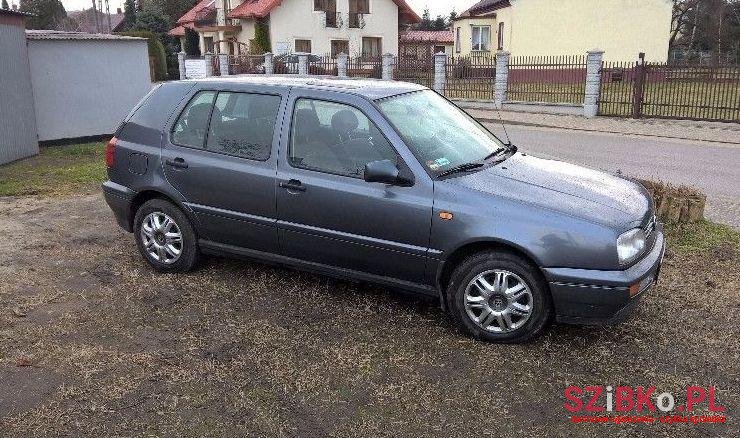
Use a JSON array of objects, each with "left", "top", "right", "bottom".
[
  {"left": 433, "top": 52, "right": 446, "bottom": 93},
  {"left": 298, "top": 53, "right": 309, "bottom": 75},
  {"left": 337, "top": 52, "right": 348, "bottom": 78},
  {"left": 264, "top": 52, "right": 274, "bottom": 75},
  {"left": 204, "top": 52, "right": 214, "bottom": 77},
  {"left": 494, "top": 51, "right": 510, "bottom": 109},
  {"left": 178, "top": 51, "right": 186, "bottom": 79},
  {"left": 382, "top": 53, "right": 395, "bottom": 80},
  {"left": 218, "top": 53, "right": 229, "bottom": 76},
  {"left": 584, "top": 49, "right": 604, "bottom": 118}
]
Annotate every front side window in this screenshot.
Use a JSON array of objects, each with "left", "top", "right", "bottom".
[
  {"left": 206, "top": 92, "right": 281, "bottom": 161},
  {"left": 362, "top": 37, "right": 382, "bottom": 58},
  {"left": 289, "top": 98, "right": 397, "bottom": 178},
  {"left": 171, "top": 91, "right": 216, "bottom": 149},
  {"left": 471, "top": 25, "right": 491, "bottom": 51},
  {"left": 377, "top": 90, "right": 505, "bottom": 176}
]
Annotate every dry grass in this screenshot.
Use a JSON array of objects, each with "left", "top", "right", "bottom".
[{"left": 0, "top": 194, "right": 737, "bottom": 437}]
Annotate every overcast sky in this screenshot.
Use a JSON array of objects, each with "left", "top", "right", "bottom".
[{"left": 54, "top": 0, "right": 478, "bottom": 17}]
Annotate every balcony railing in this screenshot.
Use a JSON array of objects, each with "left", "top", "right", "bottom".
[
  {"left": 348, "top": 12, "right": 366, "bottom": 29},
  {"left": 325, "top": 11, "right": 342, "bottom": 28},
  {"left": 194, "top": 6, "right": 216, "bottom": 26}
]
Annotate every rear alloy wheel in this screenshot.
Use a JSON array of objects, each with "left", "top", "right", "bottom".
[
  {"left": 448, "top": 251, "right": 552, "bottom": 343},
  {"left": 134, "top": 199, "right": 199, "bottom": 273}
]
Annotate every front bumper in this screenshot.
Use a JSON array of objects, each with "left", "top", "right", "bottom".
[
  {"left": 543, "top": 226, "right": 665, "bottom": 325},
  {"left": 102, "top": 181, "right": 136, "bottom": 232}
]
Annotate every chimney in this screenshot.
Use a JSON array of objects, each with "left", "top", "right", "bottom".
[{"left": 116, "top": 7, "right": 121, "bottom": 14}]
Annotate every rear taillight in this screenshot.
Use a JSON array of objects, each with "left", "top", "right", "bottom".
[{"left": 105, "top": 137, "right": 117, "bottom": 168}]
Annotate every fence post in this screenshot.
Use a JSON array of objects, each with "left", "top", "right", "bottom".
[
  {"left": 204, "top": 52, "right": 214, "bottom": 77},
  {"left": 632, "top": 52, "right": 646, "bottom": 119},
  {"left": 337, "top": 52, "right": 348, "bottom": 78},
  {"left": 494, "top": 51, "right": 510, "bottom": 108},
  {"left": 584, "top": 49, "right": 604, "bottom": 118},
  {"left": 433, "top": 52, "right": 446, "bottom": 94},
  {"left": 298, "top": 53, "right": 309, "bottom": 75},
  {"left": 264, "top": 52, "right": 274, "bottom": 75},
  {"left": 218, "top": 53, "right": 230, "bottom": 76},
  {"left": 178, "top": 51, "right": 186, "bottom": 79},
  {"left": 382, "top": 53, "right": 395, "bottom": 80}
]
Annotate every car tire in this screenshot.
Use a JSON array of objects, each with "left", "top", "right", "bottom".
[
  {"left": 133, "top": 199, "right": 199, "bottom": 273},
  {"left": 447, "top": 251, "right": 552, "bottom": 343}
]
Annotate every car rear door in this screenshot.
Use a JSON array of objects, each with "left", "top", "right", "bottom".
[
  {"left": 275, "top": 89, "right": 434, "bottom": 284},
  {"left": 161, "top": 84, "right": 288, "bottom": 253}
]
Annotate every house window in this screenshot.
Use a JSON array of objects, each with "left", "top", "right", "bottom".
[
  {"left": 498, "top": 22, "right": 505, "bottom": 50},
  {"left": 331, "top": 40, "right": 349, "bottom": 58},
  {"left": 434, "top": 45, "right": 445, "bottom": 54},
  {"left": 349, "top": 0, "right": 369, "bottom": 28},
  {"left": 295, "top": 39, "right": 312, "bottom": 53},
  {"left": 362, "top": 37, "right": 381, "bottom": 59},
  {"left": 471, "top": 25, "right": 491, "bottom": 51},
  {"left": 350, "top": 0, "right": 370, "bottom": 14},
  {"left": 455, "top": 27, "right": 461, "bottom": 53},
  {"left": 314, "top": 0, "right": 336, "bottom": 11},
  {"left": 203, "top": 36, "right": 215, "bottom": 54}
]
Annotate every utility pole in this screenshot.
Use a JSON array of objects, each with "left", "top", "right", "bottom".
[
  {"left": 105, "top": 0, "right": 112, "bottom": 33},
  {"left": 91, "top": 0, "right": 100, "bottom": 33}
]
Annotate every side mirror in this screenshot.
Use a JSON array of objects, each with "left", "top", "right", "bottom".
[{"left": 364, "top": 159, "right": 400, "bottom": 185}]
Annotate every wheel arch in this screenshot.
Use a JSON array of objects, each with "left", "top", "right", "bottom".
[
  {"left": 436, "top": 238, "right": 549, "bottom": 303},
  {"left": 128, "top": 189, "right": 196, "bottom": 233}
]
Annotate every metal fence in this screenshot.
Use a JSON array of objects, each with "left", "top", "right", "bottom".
[
  {"left": 507, "top": 55, "right": 587, "bottom": 104},
  {"left": 443, "top": 55, "right": 496, "bottom": 100},
  {"left": 598, "top": 60, "right": 740, "bottom": 122},
  {"left": 228, "top": 55, "right": 265, "bottom": 74},
  {"left": 395, "top": 53, "right": 433, "bottom": 88}
]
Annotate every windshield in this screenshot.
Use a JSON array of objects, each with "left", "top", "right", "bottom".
[{"left": 376, "top": 90, "right": 506, "bottom": 176}]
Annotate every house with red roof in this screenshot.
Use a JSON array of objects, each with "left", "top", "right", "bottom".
[{"left": 170, "top": 0, "right": 420, "bottom": 58}]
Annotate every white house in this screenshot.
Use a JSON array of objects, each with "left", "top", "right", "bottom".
[{"left": 169, "top": 0, "right": 420, "bottom": 57}]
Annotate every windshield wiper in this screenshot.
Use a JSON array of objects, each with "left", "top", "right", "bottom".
[{"left": 438, "top": 162, "right": 485, "bottom": 178}]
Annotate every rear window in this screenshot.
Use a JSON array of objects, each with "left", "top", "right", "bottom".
[{"left": 118, "top": 82, "right": 195, "bottom": 144}]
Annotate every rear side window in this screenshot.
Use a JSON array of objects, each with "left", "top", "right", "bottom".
[
  {"left": 117, "top": 82, "right": 195, "bottom": 144},
  {"left": 171, "top": 91, "right": 217, "bottom": 149},
  {"left": 206, "top": 92, "right": 281, "bottom": 161}
]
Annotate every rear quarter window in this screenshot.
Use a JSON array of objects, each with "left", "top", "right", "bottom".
[{"left": 118, "top": 82, "right": 196, "bottom": 145}]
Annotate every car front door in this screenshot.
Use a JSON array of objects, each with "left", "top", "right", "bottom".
[
  {"left": 275, "top": 90, "right": 433, "bottom": 284},
  {"left": 162, "top": 86, "right": 287, "bottom": 253}
]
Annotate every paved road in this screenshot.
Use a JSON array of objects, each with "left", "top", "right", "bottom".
[{"left": 482, "top": 122, "right": 740, "bottom": 228}]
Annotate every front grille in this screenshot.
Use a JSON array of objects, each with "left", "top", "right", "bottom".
[{"left": 644, "top": 214, "right": 656, "bottom": 239}]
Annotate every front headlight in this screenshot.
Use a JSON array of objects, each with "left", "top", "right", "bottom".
[{"left": 617, "top": 228, "right": 646, "bottom": 265}]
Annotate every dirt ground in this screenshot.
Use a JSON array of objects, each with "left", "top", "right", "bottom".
[{"left": 0, "top": 193, "right": 737, "bottom": 437}]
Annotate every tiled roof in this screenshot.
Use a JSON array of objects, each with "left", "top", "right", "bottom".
[
  {"left": 224, "top": 0, "right": 420, "bottom": 23},
  {"left": 228, "top": 0, "right": 282, "bottom": 19},
  {"left": 25, "top": 30, "right": 145, "bottom": 41},
  {"left": 177, "top": 0, "right": 216, "bottom": 25},
  {"left": 458, "top": 0, "right": 511, "bottom": 18},
  {"left": 67, "top": 9, "right": 126, "bottom": 33},
  {"left": 400, "top": 30, "right": 454, "bottom": 44}
]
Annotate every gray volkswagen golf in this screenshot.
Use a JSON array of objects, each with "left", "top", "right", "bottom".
[{"left": 103, "top": 76, "right": 665, "bottom": 343}]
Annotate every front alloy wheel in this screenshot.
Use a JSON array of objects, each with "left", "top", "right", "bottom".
[
  {"left": 448, "top": 251, "right": 552, "bottom": 343},
  {"left": 463, "top": 270, "right": 533, "bottom": 333}
]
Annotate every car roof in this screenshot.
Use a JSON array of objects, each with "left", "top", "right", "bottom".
[{"left": 188, "top": 75, "right": 427, "bottom": 100}]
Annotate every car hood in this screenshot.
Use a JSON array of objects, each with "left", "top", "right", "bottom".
[{"left": 446, "top": 153, "right": 651, "bottom": 227}]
